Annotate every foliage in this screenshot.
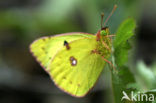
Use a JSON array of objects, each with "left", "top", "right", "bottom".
[
  {"left": 112, "top": 18, "right": 156, "bottom": 103},
  {"left": 112, "top": 18, "right": 136, "bottom": 103}
]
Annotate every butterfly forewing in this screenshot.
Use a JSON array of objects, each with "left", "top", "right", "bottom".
[
  {"left": 48, "top": 38, "right": 106, "bottom": 97},
  {"left": 30, "top": 33, "right": 94, "bottom": 71}
]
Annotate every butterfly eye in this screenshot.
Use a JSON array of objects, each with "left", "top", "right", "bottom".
[{"left": 100, "top": 30, "right": 107, "bottom": 36}]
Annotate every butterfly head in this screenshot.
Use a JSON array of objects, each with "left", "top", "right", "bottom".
[
  {"left": 96, "top": 27, "right": 110, "bottom": 41},
  {"left": 100, "top": 27, "right": 109, "bottom": 36},
  {"left": 96, "top": 28, "right": 112, "bottom": 58}
]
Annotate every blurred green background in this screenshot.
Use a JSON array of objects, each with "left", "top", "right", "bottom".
[{"left": 0, "top": 0, "right": 156, "bottom": 103}]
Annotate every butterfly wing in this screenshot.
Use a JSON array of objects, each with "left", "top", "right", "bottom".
[
  {"left": 48, "top": 37, "right": 106, "bottom": 97},
  {"left": 30, "top": 33, "right": 94, "bottom": 71}
]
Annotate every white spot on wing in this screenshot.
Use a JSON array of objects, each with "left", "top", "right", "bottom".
[
  {"left": 72, "top": 60, "right": 77, "bottom": 65},
  {"left": 70, "top": 56, "right": 77, "bottom": 66}
]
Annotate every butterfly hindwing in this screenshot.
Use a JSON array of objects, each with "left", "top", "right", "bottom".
[
  {"left": 48, "top": 38, "right": 106, "bottom": 97},
  {"left": 30, "top": 33, "right": 94, "bottom": 71}
]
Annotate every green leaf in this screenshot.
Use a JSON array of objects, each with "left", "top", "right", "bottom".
[
  {"left": 136, "top": 61, "right": 156, "bottom": 90},
  {"left": 111, "top": 18, "right": 137, "bottom": 103},
  {"left": 113, "top": 18, "right": 136, "bottom": 48},
  {"left": 112, "top": 66, "right": 136, "bottom": 103},
  {"left": 113, "top": 18, "right": 136, "bottom": 66},
  {"left": 114, "top": 41, "right": 131, "bottom": 67}
]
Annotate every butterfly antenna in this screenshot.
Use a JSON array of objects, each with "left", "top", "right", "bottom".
[
  {"left": 101, "top": 13, "right": 104, "bottom": 29},
  {"left": 103, "top": 4, "right": 117, "bottom": 27}
]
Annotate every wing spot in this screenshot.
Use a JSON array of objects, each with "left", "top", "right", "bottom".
[
  {"left": 63, "top": 77, "right": 66, "bottom": 79},
  {"left": 49, "top": 57, "right": 51, "bottom": 60},
  {"left": 44, "top": 51, "right": 48, "bottom": 54},
  {"left": 70, "top": 81, "right": 72, "bottom": 84},
  {"left": 42, "top": 38, "right": 46, "bottom": 41},
  {"left": 64, "top": 40, "right": 70, "bottom": 50},
  {"left": 41, "top": 47, "right": 45, "bottom": 51},
  {"left": 69, "top": 56, "right": 77, "bottom": 66},
  {"left": 77, "top": 84, "right": 80, "bottom": 87}
]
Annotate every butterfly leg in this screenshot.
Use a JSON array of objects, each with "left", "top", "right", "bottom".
[
  {"left": 106, "top": 34, "right": 115, "bottom": 38},
  {"left": 101, "top": 56, "right": 116, "bottom": 70},
  {"left": 106, "top": 34, "right": 115, "bottom": 43},
  {"left": 96, "top": 31, "right": 101, "bottom": 41},
  {"left": 91, "top": 49, "right": 101, "bottom": 54},
  {"left": 91, "top": 49, "right": 116, "bottom": 70},
  {"left": 102, "top": 41, "right": 111, "bottom": 52}
]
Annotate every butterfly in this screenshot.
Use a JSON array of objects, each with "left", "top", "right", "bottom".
[{"left": 29, "top": 5, "right": 117, "bottom": 97}]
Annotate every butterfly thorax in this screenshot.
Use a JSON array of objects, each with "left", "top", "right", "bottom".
[{"left": 96, "top": 28, "right": 112, "bottom": 59}]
